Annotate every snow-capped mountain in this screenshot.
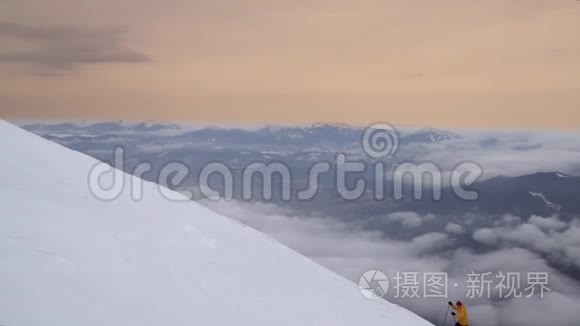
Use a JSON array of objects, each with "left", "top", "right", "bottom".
[
  {"left": 0, "top": 119, "right": 433, "bottom": 326},
  {"left": 21, "top": 121, "right": 466, "bottom": 152},
  {"left": 309, "top": 121, "right": 360, "bottom": 132},
  {"left": 401, "top": 127, "right": 461, "bottom": 144},
  {"left": 23, "top": 120, "right": 182, "bottom": 135}
]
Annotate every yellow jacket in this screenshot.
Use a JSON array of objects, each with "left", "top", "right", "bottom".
[{"left": 451, "top": 304, "right": 469, "bottom": 326}]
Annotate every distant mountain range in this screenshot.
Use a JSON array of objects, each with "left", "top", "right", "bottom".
[
  {"left": 388, "top": 172, "right": 580, "bottom": 218},
  {"left": 20, "top": 120, "right": 579, "bottom": 219},
  {"left": 22, "top": 121, "right": 462, "bottom": 146},
  {"left": 400, "top": 127, "right": 461, "bottom": 144},
  {"left": 23, "top": 120, "right": 182, "bottom": 134},
  {"left": 2, "top": 120, "right": 434, "bottom": 326}
]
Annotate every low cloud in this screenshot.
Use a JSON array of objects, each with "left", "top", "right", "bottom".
[
  {"left": 410, "top": 130, "right": 580, "bottom": 179},
  {"left": 473, "top": 228, "right": 500, "bottom": 246},
  {"left": 528, "top": 215, "right": 568, "bottom": 232},
  {"left": 472, "top": 218, "right": 580, "bottom": 270},
  {"left": 386, "top": 211, "right": 425, "bottom": 228},
  {"left": 201, "top": 199, "right": 580, "bottom": 326},
  {"left": 445, "top": 222, "right": 466, "bottom": 234},
  {"left": 409, "top": 232, "right": 451, "bottom": 255}
]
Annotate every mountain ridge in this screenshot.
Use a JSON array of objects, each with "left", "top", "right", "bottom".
[{"left": 0, "top": 120, "right": 433, "bottom": 326}]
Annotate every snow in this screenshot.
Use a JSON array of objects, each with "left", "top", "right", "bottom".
[
  {"left": 403, "top": 127, "right": 460, "bottom": 143},
  {"left": 417, "top": 128, "right": 457, "bottom": 141},
  {"left": 311, "top": 122, "right": 356, "bottom": 130},
  {"left": 529, "top": 191, "right": 559, "bottom": 210},
  {"left": 0, "top": 120, "right": 432, "bottom": 326},
  {"left": 555, "top": 172, "right": 572, "bottom": 179},
  {"left": 45, "top": 133, "right": 75, "bottom": 138}
]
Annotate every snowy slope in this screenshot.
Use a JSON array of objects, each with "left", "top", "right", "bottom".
[{"left": 0, "top": 120, "right": 433, "bottom": 326}]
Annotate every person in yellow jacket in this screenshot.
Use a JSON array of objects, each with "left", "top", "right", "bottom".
[{"left": 448, "top": 300, "right": 469, "bottom": 326}]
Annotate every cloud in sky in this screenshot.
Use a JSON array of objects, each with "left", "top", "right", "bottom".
[{"left": 0, "top": 21, "right": 148, "bottom": 73}]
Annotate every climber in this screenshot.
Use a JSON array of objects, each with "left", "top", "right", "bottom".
[{"left": 448, "top": 300, "right": 469, "bottom": 326}]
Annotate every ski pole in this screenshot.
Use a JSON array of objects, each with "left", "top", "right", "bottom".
[{"left": 441, "top": 304, "right": 450, "bottom": 326}]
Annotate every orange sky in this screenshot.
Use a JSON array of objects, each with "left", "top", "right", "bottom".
[{"left": 1, "top": 0, "right": 579, "bottom": 129}]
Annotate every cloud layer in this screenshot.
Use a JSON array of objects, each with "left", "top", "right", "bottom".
[{"left": 201, "top": 199, "right": 580, "bottom": 326}]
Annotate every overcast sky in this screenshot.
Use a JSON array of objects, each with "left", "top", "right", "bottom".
[{"left": 1, "top": 0, "right": 579, "bottom": 128}]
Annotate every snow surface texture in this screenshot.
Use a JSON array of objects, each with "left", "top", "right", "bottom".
[{"left": 0, "top": 120, "right": 433, "bottom": 326}]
